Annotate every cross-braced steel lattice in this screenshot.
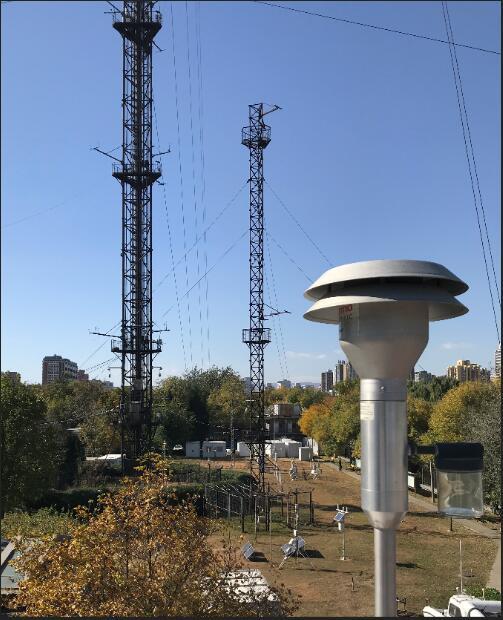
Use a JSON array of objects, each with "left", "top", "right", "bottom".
[
  {"left": 111, "top": 1, "right": 162, "bottom": 464},
  {"left": 241, "top": 103, "right": 278, "bottom": 493}
]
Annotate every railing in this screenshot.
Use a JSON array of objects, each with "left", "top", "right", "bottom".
[
  {"left": 111, "top": 338, "right": 162, "bottom": 353},
  {"left": 112, "top": 162, "right": 161, "bottom": 177},
  {"left": 242, "top": 327, "right": 271, "bottom": 344},
  {"left": 241, "top": 125, "right": 271, "bottom": 148},
  {"left": 113, "top": 9, "right": 162, "bottom": 25}
]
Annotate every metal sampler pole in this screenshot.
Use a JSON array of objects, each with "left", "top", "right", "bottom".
[{"left": 303, "top": 259, "right": 469, "bottom": 617}]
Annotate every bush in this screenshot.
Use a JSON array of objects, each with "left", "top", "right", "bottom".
[
  {"left": 465, "top": 585, "right": 501, "bottom": 601},
  {"left": 78, "top": 460, "right": 122, "bottom": 487},
  {"left": 220, "top": 469, "right": 253, "bottom": 485},
  {"left": 1, "top": 508, "right": 74, "bottom": 539},
  {"left": 26, "top": 487, "right": 110, "bottom": 513},
  {"left": 163, "top": 483, "right": 205, "bottom": 515}
]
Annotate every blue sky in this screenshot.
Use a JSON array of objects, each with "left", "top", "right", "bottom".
[{"left": 1, "top": 1, "right": 500, "bottom": 386}]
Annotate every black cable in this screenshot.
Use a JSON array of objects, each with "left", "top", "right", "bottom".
[
  {"left": 153, "top": 101, "right": 188, "bottom": 370},
  {"left": 2, "top": 192, "right": 83, "bottom": 229},
  {"left": 185, "top": 0, "right": 205, "bottom": 370},
  {"left": 265, "top": 180, "right": 332, "bottom": 267},
  {"left": 170, "top": 1, "right": 194, "bottom": 366},
  {"left": 265, "top": 231, "right": 313, "bottom": 283},
  {"left": 86, "top": 357, "right": 116, "bottom": 375},
  {"left": 195, "top": 0, "right": 212, "bottom": 368},
  {"left": 253, "top": 1, "right": 500, "bottom": 56},
  {"left": 161, "top": 229, "right": 248, "bottom": 317},
  {"left": 80, "top": 321, "right": 121, "bottom": 369},
  {"left": 265, "top": 266, "right": 287, "bottom": 380},
  {"left": 444, "top": 3, "right": 501, "bottom": 307},
  {"left": 153, "top": 180, "right": 247, "bottom": 291},
  {"left": 441, "top": 2, "right": 500, "bottom": 342},
  {"left": 266, "top": 236, "right": 290, "bottom": 380}
]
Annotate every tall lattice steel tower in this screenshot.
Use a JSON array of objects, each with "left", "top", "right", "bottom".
[
  {"left": 110, "top": 1, "right": 163, "bottom": 464},
  {"left": 241, "top": 103, "right": 279, "bottom": 493}
]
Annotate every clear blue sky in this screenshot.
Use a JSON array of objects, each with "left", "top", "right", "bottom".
[{"left": 1, "top": 1, "right": 500, "bottom": 386}]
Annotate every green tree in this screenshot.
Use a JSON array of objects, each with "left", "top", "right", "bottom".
[
  {"left": 80, "top": 408, "right": 121, "bottom": 457},
  {"left": 0, "top": 376, "right": 61, "bottom": 514},
  {"left": 156, "top": 367, "right": 240, "bottom": 441},
  {"left": 39, "top": 380, "right": 117, "bottom": 429},
  {"left": 153, "top": 379, "right": 196, "bottom": 451},
  {"left": 207, "top": 374, "right": 247, "bottom": 433},
  {"left": 407, "top": 396, "right": 433, "bottom": 443},
  {"left": 298, "top": 381, "right": 360, "bottom": 456},
  {"left": 329, "top": 381, "right": 360, "bottom": 456},
  {"left": 408, "top": 376, "right": 458, "bottom": 402}
]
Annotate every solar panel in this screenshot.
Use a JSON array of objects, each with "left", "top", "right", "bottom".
[
  {"left": 281, "top": 543, "right": 295, "bottom": 557},
  {"left": 334, "top": 512, "right": 345, "bottom": 523},
  {"left": 242, "top": 543, "right": 255, "bottom": 560},
  {"left": 288, "top": 536, "right": 305, "bottom": 550}
]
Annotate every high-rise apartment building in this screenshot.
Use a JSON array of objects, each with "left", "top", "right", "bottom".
[
  {"left": 334, "top": 360, "right": 345, "bottom": 384},
  {"left": 42, "top": 355, "right": 78, "bottom": 385},
  {"left": 446, "top": 360, "right": 490, "bottom": 383},
  {"left": 414, "top": 370, "right": 433, "bottom": 383},
  {"left": 342, "top": 361, "right": 358, "bottom": 382},
  {"left": 495, "top": 343, "right": 501, "bottom": 379},
  {"left": 276, "top": 379, "right": 292, "bottom": 390},
  {"left": 321, "top": 370, "right": 334, "bottom": 392},
  {"left": 333, "top": 359, "right": 358, "bottom": 383}
]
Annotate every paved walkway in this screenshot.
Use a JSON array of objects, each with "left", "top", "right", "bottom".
[
  {"left": 327, "top": 461, "right": 501, "bottom": 590},
  {"left": 486, "top": 539, "right": 501, "bottom": 591}
]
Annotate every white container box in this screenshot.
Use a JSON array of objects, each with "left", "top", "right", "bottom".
[
  {"left": 237, "top": 442, "right": 251, "bottom": 457},
  {"left": 185, "top": 441, "right": 200, "bottom": 458},
  {"left": 202, "top": 441, "right": 227, "bottom": 458},
  {"left": 298, "top": 446, "right": 313, "bottom": 461},
  {"left": 265, "top": 442, "right": 286, "bottom": 458},
  {"left": 285, "top": 441, "right": 302, "bottom": 458}
]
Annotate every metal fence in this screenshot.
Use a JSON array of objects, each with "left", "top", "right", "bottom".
[{"left": 203, "top": 483, "right": 314, "bottom": 533}]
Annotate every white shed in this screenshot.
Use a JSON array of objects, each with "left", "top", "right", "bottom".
[
  {"left": 237, "top": 442, "right": 251, "bottom": 457},
  {"left": 265, "top": 441, "right": 286, "bottom": 458},
  {"left": 284, "top": 441, "right": 302, "bottom": 458},
  {"left": 202, "top": 441, "right": 226, "bottom": 458},
  {"left": 298, "top": 446, "right": 313, "bottom": 461},
  {"left": 185, "top": 441, "right": 200, "bottom": 458}
]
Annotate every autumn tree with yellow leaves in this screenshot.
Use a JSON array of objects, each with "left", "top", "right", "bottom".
[
  {"left": 13, "top": 456, "right": 297, "bottom": 617},
  {"left": 428, "top": 380, "right": 501, "bottom": 511}
]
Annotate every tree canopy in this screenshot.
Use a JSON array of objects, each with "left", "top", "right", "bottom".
[
  {"left": 14, "top": 457, "right": 297, "bottom": 617},
  {"left": 428, "top": 380, "right": 501, "bottom": 510},
  {"left": 0, "top": 375, "right": 61, "bottom": 513}
]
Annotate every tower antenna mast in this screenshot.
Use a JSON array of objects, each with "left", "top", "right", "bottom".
[
  {"left": 110, "top": 0, "right": 163, "bottom": 469},
  {"left": 241, "top": 102, "right": 280, "bottom": 493}
]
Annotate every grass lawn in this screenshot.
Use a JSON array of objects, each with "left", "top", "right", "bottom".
[{"left": 206, "top": 457, "right": 499, "bottom": 617}]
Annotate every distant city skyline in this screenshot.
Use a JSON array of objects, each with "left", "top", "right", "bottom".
[{"left": 2, "top": 2, "right": 500, "bottom": 386}]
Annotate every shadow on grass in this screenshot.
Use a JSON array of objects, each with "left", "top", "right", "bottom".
[
  {"left": 247, "top": 551, "right": 268, "bottom": 562},
  {"left": 316, "top": 503, "right": 363, "bottom": 513},
  {"left": 303, "top": 549, "right": 324, "bottom": 558},
  {"left": 397, "top": 562, "right": 421, "bottom": 569}
]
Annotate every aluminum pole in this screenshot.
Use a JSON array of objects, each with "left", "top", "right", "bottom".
[
  {"left": 374, "top": 528, "right": 396, "bottom": 616},
  {"left": 360, "top": 378, "right": 408, "bottom": 618}
]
